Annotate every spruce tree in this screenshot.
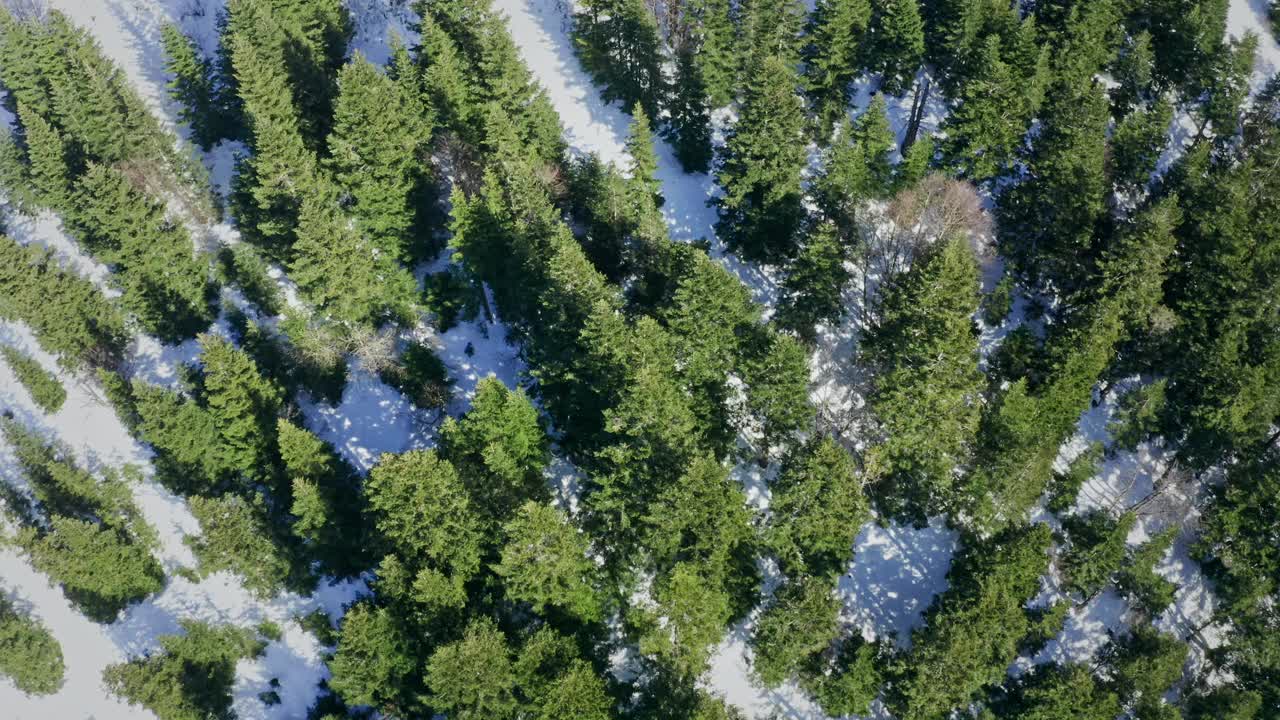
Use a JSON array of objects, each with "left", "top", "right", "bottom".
[
  {"left": 160, "top": 23, "right": 220, "bottom": 149},
  {"left": 575, "top": 0, "right": 668, "bottom": 118},
  {"left": 777, "top": 220, "right": 850, "bottom": 341},
  {"left": 867, "top": 0, "right": 924, "bottom": 95},
  {"left": 750, "top": 575, "right": 840, "bottom": 687},
  {"left": 860, "top": 236, "right": 982, "bottom": 525},
  {"left": 425, "top": 618, "right": 518, "bottom": 720},
  {"left": 494, "top": 501, "right": 601, "bottom": 621},
  {"left": 666, "top": 45, "right": 714, "bottom": 173},
  {"left": 714, "top": 54, "right": 807, "bottom": 262},
  {"left": 689, "top": 0, "right": 737, "bottom": 106},
  {"left": 19, "top": 104, "right": 73, "bottom": 210},
  {"left": 200, "top": 334, "right": 282, "bottom": 488},
  {"left": 737, "top": 0, "right": 805, "bottom": 70},
  {"left": 804, "top": 0, "right": 872, "bottom": 134},
  {"left": 891, "top": 524, "right": 1052, "bottom": 720},
  {"left": 625, "top": 104, "right": 663, "bottom": 209},
  {"left": 766, "top": 437, "right": 868, "bottom": 579},
  {"left": 940, "top": 34, "right": 1033, "bottom": 181},
  {"left": 326, "top": 53, "right": 434, "bottom": 263}
]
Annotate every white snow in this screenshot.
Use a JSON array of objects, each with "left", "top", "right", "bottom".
[{"left": 1229, "top": 0, "right": 1280, "bottom": 92}]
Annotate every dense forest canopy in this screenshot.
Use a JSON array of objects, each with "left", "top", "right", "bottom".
[{"left": 0, "top": 0, "right": 1276, "bottom": 718}]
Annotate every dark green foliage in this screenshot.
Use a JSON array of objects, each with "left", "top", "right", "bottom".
[
  {"left": 379, "top": 340, "right": 452, "bottom": 410},
  {"left": 1110, "top": 96, "right": 1172, "bottom": 192},
  {"left": 737, "top": 0, "right": 805, "bottom": 70},
  {"left": 326, "top": 53, "right": 435, "bottom": 264},
  {"left": 18, "top": 105, "right": 72, "bottom": 210},
  {"left": 439, "top": 377, "right": 548, "bottom": 523},
  {"left": 866, "top": 0, "right": 924, "bottom": 94},
  {"left": 1108, "top": 380, "right": 1168, "bottom": 452},
  {"left": 890, "top": 524, "right": 1052, "bottom": 720},
  {"left": 715, "top": 54, "right": 807, "bottom": 262},
  {"left": 777, "top": 221, "right": 850, "bottom": 341},
  {"left": 1208, "top": 603, "right": 1280, "bottom": 713},
  {"left": 738, "top": 329, "right": 814, "bottom": 457},
  {"left": 424, "top": 617, "right": 518, "bottom": 720},
  {"left": 1195, "top": 457, "right": 1280, "bottom": 612},
  {"left": 26, "top": 516, "right": 165, "bottom": 623},
  {"left": 186, "top": 494, "right": 297, "bottom": 597},
  {"left": 494, "top": 501, "right": 601, "bottom": 621},
  {"left": 799, "top": 635, "right": 883, "bottom": 717},
  {"left": 638, "top": 561, "right": 734, "bottom": 678},
  {"left": 1046, "top": 442, "right": 1103, "bottom": 515},
  {"left": 861, "top": 237, "right": 982, "bottom": 525},
  {"left": 940, "top": 33, "right": 1047, "bottom": 181},
  {"left": 103, "top": 620, "right": 265, "bottom": 720},
  {"left": 689, "top": 0, "right": 736, "bottom": 106},
  {"left": 0, "top": 595, "right": 65, "bottom": 695},
  {"left": 804, "top": 0, "right": 871, "bottom": 133},
  {"left": 666, "top": 46, "right": 713, "bottom": 174},
  {"left": 1104, "top": 624, "right": 1189, "bottom": 706},
  {"left": 365, "top": 449, "right": 485, "bottom": 603},
  {"left": 290, "top": 192, "right": 417, "bottom": 326},
  {"left": 1, "top": 345, "right": 66, "bottom": 413},
  {"left": 218, "top": 243, "right": 283, "bottom": 317},
  {"left": 327, "top": 602, "right": 419, "bottom": 715},
  {"left": 160, "top": 23, "right": 221, "bottom": 149},
  {"left": 278, "top": 418, "right": 368, "bottom": 577},
  {"left": 574, "top": 0, "right": 667, "bottom": 118},
  {"left": 750, "top": 575, "right": 840, "bottom": 687},
  {"left": 983, "top": 272, "right": 1015, "bottom": 326},
  {"left": 2, "top": 420, "right": 163, "bottom": 622},
  {"left": 1184, "top": 686, "right": 1264, "bottom": 720},
  {"left": 1060, "top": 510, "right": 1136, "bottom": 597},
  {"left": 766, "top": 437, "right": 868, "bottom": 579},
  {"left": 814, "top": 96, "right": 896, "bottom": 229},
  {"left": 1021, "top": 600, "right": 1071, "bottom": 657},
  {"left": 69, "top": 163, "right": 216, "bottom": 342},
  {"left": 423, "top": 265, "right": 483, "bottom": 332},
  {"left": 998, "top": 75, "right": 1110, "bottom": 293},
  {"left": 200, "top": 334, "right": 283, "bottom": 487},
  {"left": 1116, "top": 527, "right": 1178, "bottom": 616},
  {"left": 995, "top": 663, "right": 1120, "bottom": 720}
]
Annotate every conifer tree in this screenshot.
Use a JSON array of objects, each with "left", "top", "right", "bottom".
[
  {"left": 1110, "top": 96, "right": 1172, "bottom": 192},
  {"left": 766, "top": 437, "right": 868, "bottom": 579},
  {"left": 714, "top": 54, "right": 807, "bottom": 262},
  {"left": 804, "top": 0, "right": 871, "bottom": 133},
  {"left": 940, "top": 34, "right": 1037, "bottom": 182},
  {"left": 640, "top": 561, "right": 733, "bottom": 678},
  {"left": 200, "top": 334, "right": 282, "bottom": 488},
  {"left": 328, "top": 602, "right": 420, "bottom": 716},
  {"left": 19, "top": 104, "right": 73, "bottom": 209},
  {"left": 418, "top": 14, "right": 475, "bottom": 140},
  {"left": 575, "top": 0, "right": 667, "bottom": 118},
  {"left": 867, "top": 0, "right": 924, "bottom": 94},
  {"left": 326, "top": 53, "right": 434, "bottom": 263},
  {"left": 999, "top": 75, "right": 1111, "bottom": 293},
  {"left": 290, "top": 192, "right": 417, "bottom": 326},
  {"left": 160, "top": 23, "right": 220, "bottom": 150},
  {"left": 777, "top": 220, "right": 850, "bottom": 340},
  {"left": 860, "top": 236, "right": 982, "bottom": 525},
  {"left": 689, "top": 0, "right": 737, "bottom": 106},
  {"left": 891, "top": 524, "right": 1052, "bottom": 720},
  {"left": 996, "top": 663, "right": 1120, "bottom": 720},
  {"left": 623, "top": 104, "right": 664, "bottom": 212},
  {"left": 425, "top": 618, "right": 518, "bottom": 720},
  {"left": 666, "top": 46, "right": 713, "bottom": 173},
  {"left": 750, "top": 575, "right": 840, "bottom": 687},
  {"left": 494, "top": 501, "right": 601, "bottom": 621},
  {"left": 740, "top": 329, "right": 814, "bottom": 457},
  {"left": 438, "top": 377, "right": 549, "bottom": 524},
  {"left": 737, "top": 0, "right": 805, "bottom": 70}
]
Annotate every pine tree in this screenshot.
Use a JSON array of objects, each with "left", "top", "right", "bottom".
[
  {"left": 666, "top": 45, "right": 713, "bottom": 173},
  {"left": 418, "top": 14, "right": 475, "bottom": 140},
  {"left": 640, "top": 561, "right": 734, "bottom": 678},
  {"left": 1110, "top": 96, "right": 1172, "bottom": 192},
  {"left": 739, "top": 328, "right": 814, "bottom": 457},
  {"left": 766, "top": 437, "right": 868, "bottom": 579},
  {"left": 494, "top": 501, "right": 601, "bottom": 621},
  {"left": 737, "top": 0, "right": 805, "bottom": 71},
  {"left": 328, "top": 602, "right": 420, "bottom": 716},
  {"left": 160, "top": 23, "right": 220, "bottom": 149},
  {"left": 625, "top": 104, "right": 663, "bottom": 209},
  {"left": 289, "top": 191, "right": 417, "bottom": 326},
  {"left": 19, "top": 104, "right": 73, "bottom": 210},
  {"left": 714, "top": 54, "right": 807, "bottom": 262},
  {"left": 860, "top": 236, "right": 982, "bottom": 525},
  {"left": 777, "top": 220, "right": 850, "bottom": 340},
  {"left": 689, "top": 0, "right": 737, "bottom": 106},
  {"left": 891, "top": 524, "right": 1052, "bottom": 720},
  {"left": 326, "top": 53, "right": 434, "bottom": 263},
  {"left": 425, "top": 618, "right": 518, "bottom": 720},
  {"left": 574, "top": 0, "right": 668, "bottom": 118},
  {"left": 199, "top": 334, "right": 282, "bottom": 488},
  {"left": 867, "top": 0, "right": 924, "bottom": 94},
  {"left": 1060, "top": 510, "right": 1135, "bottom": 597},
  {"left": 804, "top": 0, "right": 871, "bottom": 133},
  {"left": 996, "top": 663, "right": 1120, "bottom": 720},
  {"left": 439, "top": 377, "right": 549, "bottom": 524},
  {"left": 751, "top": 575, "right": 840, "bottom": 687}
]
